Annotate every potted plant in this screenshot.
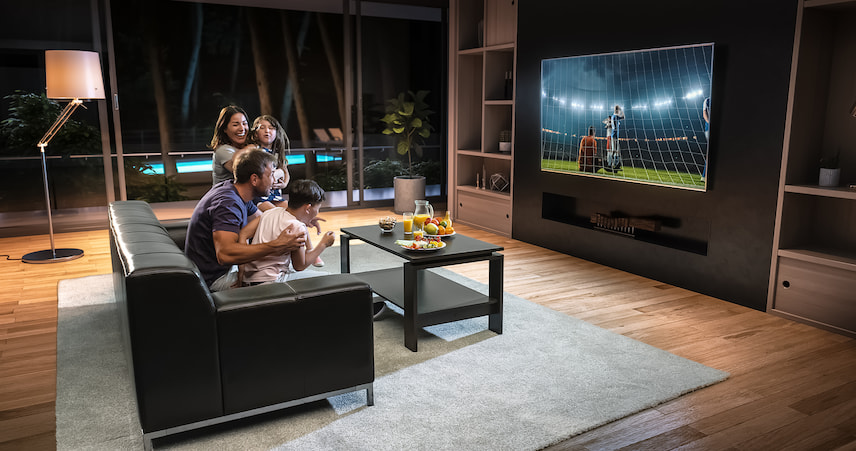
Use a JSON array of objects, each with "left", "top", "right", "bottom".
[
  {"left": 819, "top": 150, "right": 840, "bottom": 187},
  {"left": 498, "top": 129, "right": 512, "bottom": 153},
  {"left": 380, "top": 90, "right": 434, "bottom": 213}
]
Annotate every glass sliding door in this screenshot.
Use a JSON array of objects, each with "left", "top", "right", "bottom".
[
  {"left": 348, "top": 1, "right": 447, "bottom": 208},
  {"left": 104, "top": 0, "right": 446, "bottom": 209}
]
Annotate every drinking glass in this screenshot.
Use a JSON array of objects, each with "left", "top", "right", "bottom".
[{"left": 402, "top": 212, "right": 414, "bottom": 235}]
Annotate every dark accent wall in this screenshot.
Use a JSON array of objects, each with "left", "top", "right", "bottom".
[{"left": 513, "top": 0, "right": 798, "bottom": 310}]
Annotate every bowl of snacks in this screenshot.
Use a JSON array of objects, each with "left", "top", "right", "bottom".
[{"left": 378, "top": 216, "right": 397, "bottom": 233}]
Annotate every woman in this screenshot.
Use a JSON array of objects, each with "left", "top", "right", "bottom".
[
  {"left": 210, "top": 105, "right": 252, "bottom": 185},
  {"left": 249, "top": 115, "right": 289, "bottom": 211}
]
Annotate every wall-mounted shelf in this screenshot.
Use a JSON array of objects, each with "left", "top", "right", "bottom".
[
  {"left": 768, "top": 0, "right": 856, "bottom": 338},
  {"left": 449, "top": 0, "right": 517, "bottom": 237},
  {"left": 785, "top": 184, "right": 856, "bottom": 199}
]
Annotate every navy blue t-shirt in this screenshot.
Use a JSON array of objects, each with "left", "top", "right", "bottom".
[{"left": 185, "top": 180, "right": 258, "bottom": 287}]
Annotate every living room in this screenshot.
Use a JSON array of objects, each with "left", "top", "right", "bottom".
[{"left": 1, "top": 0, "right": 855, "bottom": 449}]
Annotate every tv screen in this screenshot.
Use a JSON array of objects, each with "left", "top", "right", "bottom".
[{"left": 540, "top": 43, "right": 714, "bottom": 191}]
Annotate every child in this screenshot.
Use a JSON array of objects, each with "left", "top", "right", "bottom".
[{"left": 239, "top": 180, "right": 335, "bottom": 286}]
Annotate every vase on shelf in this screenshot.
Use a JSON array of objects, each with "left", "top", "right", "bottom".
[{"left": 818, "top": 168, "right": 840, "bottom": 187}]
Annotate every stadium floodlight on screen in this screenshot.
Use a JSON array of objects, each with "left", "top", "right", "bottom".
[{"left": 540, "top": 43, "right": 714, "bottom": 191}]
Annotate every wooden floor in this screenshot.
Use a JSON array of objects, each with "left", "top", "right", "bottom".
[{"left": 1, "top": 206, "right": 855, "bottom": 450}]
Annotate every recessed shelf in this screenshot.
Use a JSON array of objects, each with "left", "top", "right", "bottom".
[
  {"left": 785, "top": 184, "right": 856, "bottom": 200},
  {"left": 458, "top": 47, "right": 484, "bottom": 55},
  {"left": 457, "top": 150, "right": 512, "bottom": 160},
  {"left": 484, "top": 43, "right": 515, "bottom": 51},
  {"left": 805, "top": 0, "right": 856, "bottom": 10},
  {"left": 778, "top": 248, "right": 856, "bottom": 271},
  {"left": 457, "top": 185, "right": 511, "bottom": 200}
]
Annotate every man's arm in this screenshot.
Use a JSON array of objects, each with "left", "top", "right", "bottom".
[{"left": 213, "top": 223, "right": 305, "bottom": 266}]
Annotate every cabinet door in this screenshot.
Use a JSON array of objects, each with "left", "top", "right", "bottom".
[
  {"left": 484, "top": 0, "right": 517, "bottom": 46},
  {"left": 774, "top": 257, "right": 856, "bottom": 334},
  {"left": 457, "top": 191, "right": 511, "bottom": 235}
]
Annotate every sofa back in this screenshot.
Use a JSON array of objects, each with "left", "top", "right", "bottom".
[{"left": 108, "top": 201, "right": 224, "bottom": 431}]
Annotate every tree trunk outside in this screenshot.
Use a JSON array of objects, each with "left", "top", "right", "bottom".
[
  {"left": 280, "top": 12, "right": 311, "bottom": 127},
  {"left": 180, "top": 2, "right": 203, "bottom": 126},
  {"left": 229, "top": 9, "right": 244, "bottom": 95},
  {"left": 248, "top": 9, "right": 274, "bottom": 116},
  {"left": 316, "top": 12, "right": 346, "bottom": 130},
  {"left": 143, "top": 7, "right": 176, "bottom": 177},
  {"left": 281, "top": 11, "right": 315, "bottom": 178}
]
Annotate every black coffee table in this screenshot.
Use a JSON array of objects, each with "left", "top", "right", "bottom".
[{"left": 340, "top": 224, "right": 504, "bottom": 352}]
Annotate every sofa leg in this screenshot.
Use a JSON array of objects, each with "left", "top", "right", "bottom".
[
  {"left": 143, "top": 432, "right": 153, "bottom": 451},
  {"left": 367, "top": 385, "right": 374, "bottom": 406}
]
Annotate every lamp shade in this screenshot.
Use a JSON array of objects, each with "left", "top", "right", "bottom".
[{"left": 45, "top": 50, "right": 105, "bottom": 100}]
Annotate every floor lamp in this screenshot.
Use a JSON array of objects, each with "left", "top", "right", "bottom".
[{"left": 22, "top": 50, "right": 105, "bottom": 264}]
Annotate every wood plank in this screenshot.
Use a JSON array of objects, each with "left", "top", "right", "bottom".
[{"left": 0, "top": 205, "right": 854, "bottom": 450}]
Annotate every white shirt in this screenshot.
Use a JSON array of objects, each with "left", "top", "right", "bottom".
[{"left": 242, "top": 207, "right": 306, "bottom": 283}]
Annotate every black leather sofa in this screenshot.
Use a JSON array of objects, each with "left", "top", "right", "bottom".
[{"left": 108, "top": 200, "right": 374, "bottom": 449}]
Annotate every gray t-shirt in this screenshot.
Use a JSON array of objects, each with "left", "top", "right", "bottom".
[{"left": 212, "top": 144, "right": 237, "bottom": 185}]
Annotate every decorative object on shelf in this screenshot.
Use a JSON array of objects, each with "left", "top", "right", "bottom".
[
  {"left": 482, "top": 165, "right": 487, "bottom": 190},
  {"left": 818, "top": 150, "right": 840, "bottom": 187},
  {"left": 23, "top": 50, "right": 105, "bottom": 264},
  {"left": 380, "top": 90, "right": 434, "bottom": 213},
  {"left": 489, "top": 173, "right": 509, "bottom": 192},
  {"left": 498, "top": 129, "right": 512, "bottom": 153},
  {"left": 477, "top": 19, "right": 484, "bottom": 47},
  {"left": 504, "top": 71, "right": 514, "bottom": 99},
  {"left": 590, "top": 212, "right": 662, "bottom": 237},
  {"left": 475, "top": 172, "right": 480, "bottom": 189}
]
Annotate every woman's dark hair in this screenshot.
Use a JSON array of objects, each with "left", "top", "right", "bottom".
[
  {"left": 588, "top": 126, "right": 595, "bottom": 135},
  {"left": 209, "top": 105, "right": 249, "bottom": 149},
  {"left": 233, "top": 148, "right": 276, "bottom": 184},
  {"left": 286, "top": 179, "right": 325, "bottom": 207},
  {"left": 250, "top": 115, "right": 287, "bottom": 168}
]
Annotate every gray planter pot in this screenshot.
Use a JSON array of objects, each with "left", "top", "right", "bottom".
[
  {"left": 394, "top": 176, "right": 426, "bottom": 214},
  {"left": 818, "top": 168, "right": 840, "bottom": 187}
]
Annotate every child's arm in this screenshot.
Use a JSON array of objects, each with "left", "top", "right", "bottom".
[
  {"left": 234, "top": 264, "right": 245, "bottom": 288},
  {"left": 291, "top": 231, "right": 335, "bottom": 271},
  {"left": 239, "top": 215, "right": 261, "bottom": 244}
]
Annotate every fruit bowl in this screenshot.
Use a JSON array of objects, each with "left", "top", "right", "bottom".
[{"left": 378, "top": 216, "right": 397, "bottom": 232}]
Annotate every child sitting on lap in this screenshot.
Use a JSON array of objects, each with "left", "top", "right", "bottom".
[{"left": 239, "top": 180, "right": 335, "bottom": 286}]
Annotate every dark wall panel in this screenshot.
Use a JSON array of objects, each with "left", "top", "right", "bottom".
[{"left": 513, "top": 0, "right": 798, "bottom": 310}]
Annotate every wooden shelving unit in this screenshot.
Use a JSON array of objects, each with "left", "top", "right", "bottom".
[
  {"left": 448, "top": 0, "right": 517, "bottom": 236},
  {"left": 767, "top": 0, "right": 856, "bottom": 337}
]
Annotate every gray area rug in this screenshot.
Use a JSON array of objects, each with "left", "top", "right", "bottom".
[{"left": 56, "top": 244, "right": 728, "bottom": 450}]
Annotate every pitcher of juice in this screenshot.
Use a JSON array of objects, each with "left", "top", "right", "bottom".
[{"left": 413, "top": 200, "right": 433, "bottom": 231}]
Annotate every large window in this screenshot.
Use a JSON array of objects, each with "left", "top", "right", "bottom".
[
  {"left": 0, "top": 0, "right": 446, "bottom": 220},
  {"left": 109, "top": 0, "right": 446, "bottom": 207}
]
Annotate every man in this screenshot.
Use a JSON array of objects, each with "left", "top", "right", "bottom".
[
  {"left": 608, "top": 104, "right": 625, "bottom": 171},
  {"left": 185, "top": 148, "right": 305, "bottom": 291}
]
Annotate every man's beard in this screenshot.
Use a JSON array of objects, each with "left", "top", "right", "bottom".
[{"left": 253, "top": 184, "right": 271, "bottom": 198}]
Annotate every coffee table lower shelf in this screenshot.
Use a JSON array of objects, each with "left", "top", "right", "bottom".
[{"left": 352, "top": 267, "right": 501, "bottom": 328}]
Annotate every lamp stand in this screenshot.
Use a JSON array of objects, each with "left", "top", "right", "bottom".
[{"left": 22, "top": 99, "right": 85, "bottom": 264}]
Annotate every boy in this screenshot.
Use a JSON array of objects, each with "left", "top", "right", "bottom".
[{"left": 239, "top": 180, "right": 335, "bottom": 285}]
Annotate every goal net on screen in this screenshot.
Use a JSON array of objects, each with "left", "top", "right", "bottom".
[{"left": 540, "top": 44, "right": 714, "bottom": 189}]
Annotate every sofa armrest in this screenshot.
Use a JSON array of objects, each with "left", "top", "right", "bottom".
[{"left": 212, "top": 274, "right": 375, "bottom": 414}]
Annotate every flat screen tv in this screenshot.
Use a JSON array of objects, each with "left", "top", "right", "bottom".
[{"left": 540, "top": 43, "right": 714, "bottom": 191}]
